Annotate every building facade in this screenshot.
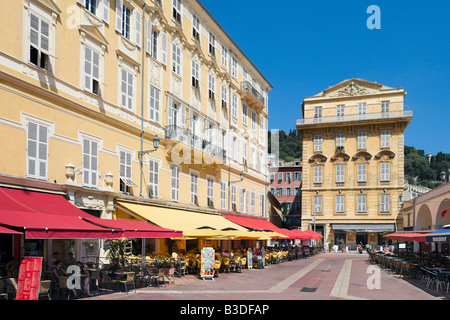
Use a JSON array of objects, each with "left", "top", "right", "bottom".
[
  {"left": 296, "top": 79, "right": 412, "bottom": 249},
  {"left": 0, "top": 0, "right": 271, "bottom": 262},
  {"left": 269, "top": 159, "right": 302, "bottom": 229}
]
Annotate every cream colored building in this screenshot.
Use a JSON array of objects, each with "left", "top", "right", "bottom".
[
  {"left": 296, "top": 79, "right": 412, "bottom": 249},
  {"left": 0, "top": 0, "right": 271, "bottom": 260}
]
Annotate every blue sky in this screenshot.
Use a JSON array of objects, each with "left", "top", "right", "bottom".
[{"left": 201, "top": 0, "right": 450, "bottom": 154}]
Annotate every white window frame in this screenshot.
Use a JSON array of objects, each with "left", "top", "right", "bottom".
[
  {"left": 336, "top": 195, "right": 345, "bottom": 213},
  {"left": 231, "top": 57, "right": 237, "bottom": 78},
  {"left": 208, "top": 74, "right": 215, "bottom": 100},
  {"left": 26, "top": 121, "right": 49, "bottom": 180},
  {"left": 29, "top": 12, "right": 51, "bottom": 70},
  {"left": 208, "top": 32, "right": 215, "bottom": 57},
  {"left": 207, "top": 177, "right": 214, "bottom": 201},
  {"left": 242, "top": 104, "right": 248, "bottom": 125},
  {"left": 314, "top": 166, "right": 322, "bottom": 184},
  {"left": 221, "top": 45, "right": 228, "bottom": 68},
  {"left": 120, "top": 67, "right": 134, "bottom": 111},
  {"left": 381, "top": 101, "right": 390, "bottom": 113},
  {"left": 336, "top": 164, "right": 345, "bottom": 183},
  {"left": 172, "top": 43, "right": 181, "bottom": 76},
  {"left": 358, "top": 132, "right": 367, "bottom": 150},
  {"left": 172, "top": 0, "right": 182, "bottom": 24},
  {"left": 148, "top": 158, "right": 159, "bottom": 198},
  {"left": 221, "top": 84, "right": 227, "bottom": 108},
  {"left": 192, "top": 14, "right": 200, "bottom": 42},
  {"left": 82, "top": 138, "right": 99, "bottom": 188},
  {"left": 336, "top": 133, "right": 345, "bottom": 149},
  {"left": 313, "top": 196, "right": 322, "bottom": 214},
  {"left": 357, "top": 163, "right": 367, "bottom": 182},
  {"left": 314, "top": 134, "right": 322, "bottom": 152},
  {"left": 121, "top": 4, "right": 131, "bottom": 40},
  {"left": 149, "top": 85, "right": 160, "bottom": 123},
  {"left": 170, "top": 165, "right": 179, "bottom": 201},
  {"left": 357, "top": 194, "right": 367, "bottom": 213},
  {"left": 251, "top": 111, "right": 256, "bottom": 131},
  {"left": 381, "top": 130, "right": 390, "bottom": 148},
  {"left": 150, "top": 28, "right": 158, "bottom": 59},
  {"left": 380, "top": 194, "right": 390, "bottom": 213},
  {"left": 380, "top": 162, "right": 390, "bottom": 182},
  {"left": 119, "top": 149, "right": 133, "bottom": 193},
  {"left": 191, "top": 60, "right": 200, "bottom": 89},
  {"left": 251, "top": 190, "right": 256, "bottom": 215},
  {"left": 358, "top": 102, "right": 367, "bottom": 119},
  {"left": 190, "top": 172, "right": 199, "bottom": 205},
  {"left": 220, "top": 180, "right": 226, "bottom": 210},
  {"left": 231, "top": 185, "right": 237, "bottom": 211},
  {"left": 337, "top": 104, "right": 345, "bottom": 120},
  {"left": 259, "top": 193, "right": 264, "bottom": 216},
  {"left": 84, "top": 46, "right": 101, "bottom": 95},
  {"left": 231, "top": 93, "right": 238, "bottom": 118}
]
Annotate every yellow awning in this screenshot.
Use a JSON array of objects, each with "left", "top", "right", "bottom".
[{"left": 116, "top": 201, "right": 249, "bottom": 237}]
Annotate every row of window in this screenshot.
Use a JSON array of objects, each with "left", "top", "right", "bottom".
[
  {"left": 313, "top": 101, "right": 391, "bottom": 119},
  {"left": 313, "top": 193, "right": 391, "bottom": 214},
  {"left": 270, "top": 172, "right": 302, "bottom": 182},
  {"left": 313, "top": 130, "right": 390, "bottom": 152},
  {"left": 270, "top": 187, "right": 300, "bottom": 197},
  {"left": 26, "top": 119, "right": 264, "bottom": 214},
  {"left": 313, "top": 163, "right": 390, "bottom": 184}
]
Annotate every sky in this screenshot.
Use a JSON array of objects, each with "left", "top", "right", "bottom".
[{"left": 200, "top": 0, "right": 450, "bottom": 155}]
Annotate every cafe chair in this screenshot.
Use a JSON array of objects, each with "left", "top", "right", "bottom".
[
  {"left": 150, "top": 269, "right": 166, "bottom": 287},
  {"left": 39, "top": 280, "right": 52, "bottom": 300},
  {"left": 117, "top": 272, "right": 136, "bottom": 293},
  {"left": 58, "top": 276, "right": 75, "bottom": 300},
  {"left": 436, "top": 272, "right": 450, "bottom": 293},
  {"left": 99, "top": 271, "right": 112, "bottom": 291},
  {"left": 165, "top": 268, "right": 175, "bottom": 285}
]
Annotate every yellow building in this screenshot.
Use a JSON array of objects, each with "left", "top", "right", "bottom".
[
  {"left": 0, "top": 0, "right": 271, "bottom": 260},
  {"left": 296, "top": 79, "right": 412, "bottom": 249}
]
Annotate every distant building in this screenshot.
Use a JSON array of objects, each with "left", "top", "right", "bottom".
[
  {"left": 269, "top": 159, "right": 302, "bottom": 229},
  {"left": 296, "top": 78, "right": 413, "bottom": 249}
]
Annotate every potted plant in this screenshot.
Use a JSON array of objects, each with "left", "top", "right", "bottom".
[
  {"left": 328, "top": 241, "right": 335, "bottom": 252},
  {"left": 340, "top": 242, "right": 346, "bottom": 253}
]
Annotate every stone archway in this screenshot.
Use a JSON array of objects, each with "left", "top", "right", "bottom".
[
  {"left": 435, "top": 198, "right": 450, "bottom": 228},
  {"left": 416, "top": 204, "right": 433, "bottom": 230}
]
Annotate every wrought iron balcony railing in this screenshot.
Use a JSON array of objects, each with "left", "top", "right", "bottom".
[
  {"left": 164, "top": 125, "right": 226, "bottom": 161},
  {"left": 241, "top": 81, "right": 265, "bottom": 106},
  {"left": 296, "top": 110, "right": 413, "bottom": 127}
]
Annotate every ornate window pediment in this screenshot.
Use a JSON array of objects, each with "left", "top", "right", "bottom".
[
  {"left": 331, "top": 152, "right": 350, "bottom": 163},
  {"left": 375, "top": 150, "right": 396, "bottom": 160},
  {"left": 308, "top": 153, "right": 327, "bottom": 164},
  {"left": 352, "top": 151, "right": 372, "bottom": 161}
]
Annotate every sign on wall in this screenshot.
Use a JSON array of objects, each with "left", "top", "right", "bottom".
[{"left": 16, "top": 257, "right": 43, "bottom": 300}]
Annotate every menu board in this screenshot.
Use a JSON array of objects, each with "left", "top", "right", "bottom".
[
  {"left": 16, "top": 257, "right": 43, "bottom": 300},
  {"left": 200, "top": 247, "right": 215, "bottom": 280}
]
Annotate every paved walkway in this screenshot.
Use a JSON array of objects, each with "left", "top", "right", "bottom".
[{"left": 82, "top": 252, "right": 449, "bottom": 301}]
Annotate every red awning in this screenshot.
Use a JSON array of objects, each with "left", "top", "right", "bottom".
[
  {"left": 220, "top": 211, "right": 294, "bottom": 238},
  {"left": 303, "top": 230, "right": 323, "bottom": 239},
  {"left": 384, "top": 232, "right": 427, "bottom": 242},
  {"left": 0, "top": 187, "right": 181, "bottom": 239},
  {"left": 0, "top": 225, "right": 22, "bottom": 234},
  {"left": 289, "top": 229, "right": 313, "bottom": 240}
]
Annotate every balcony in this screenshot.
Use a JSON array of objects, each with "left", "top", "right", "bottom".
[
  {"left": 296, "top": 110, "right": 413, "bottom": 128},
  {"left": 241, "top": 81, "right": 265, "bottom": 111},
  {"left": 164, "top": 125, "right": 226, "bottom": 162}
]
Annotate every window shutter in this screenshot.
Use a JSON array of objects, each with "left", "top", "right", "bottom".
[
  {"left": 160, "top": 32, "right": 167, "bottom": 65},
  {"left": 135, "top": 10, "right": 141, "bottom": 47},
  {"left": 146, "top": 19, "right": 152, "bottom": 54},
  {"left": 84, "top": 47, "right": 92, "bottom": 91},
  {"left": 102, "top": 0, "right": 110, "bottom": 23},
  {"left": 115, "top": 0, "right": 123, "bottom": 33},
  {"left": 38, "top": 125, "right": 47, "bottom": 178},
  {"left": 167, "top": 96, "right": 173, "bottom": 126}
]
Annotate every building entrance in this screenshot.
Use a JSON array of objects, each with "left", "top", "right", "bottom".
[{"left": 356, "top": 233, "right": 368, "bottom": 246}]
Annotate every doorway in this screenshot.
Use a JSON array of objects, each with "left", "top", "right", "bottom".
[{"left": 356, "top": 233, "right": 368, "bottom": 246}]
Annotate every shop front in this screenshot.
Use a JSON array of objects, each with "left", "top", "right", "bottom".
[{"left": 331, "top": 223, "right": 395, "bottom": 250}]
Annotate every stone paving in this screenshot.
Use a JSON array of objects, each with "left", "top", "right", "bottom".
[{"left": 82, "top": 251, "right": 450, "bottom": 301}]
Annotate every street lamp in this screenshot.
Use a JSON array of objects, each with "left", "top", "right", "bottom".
[{"left": 139, "top": 135, "right": 160, "bottom": 197}]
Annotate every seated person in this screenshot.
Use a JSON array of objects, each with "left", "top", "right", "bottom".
[{"left": 107, "top": 258, "right": 120, "bottom": 279}]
